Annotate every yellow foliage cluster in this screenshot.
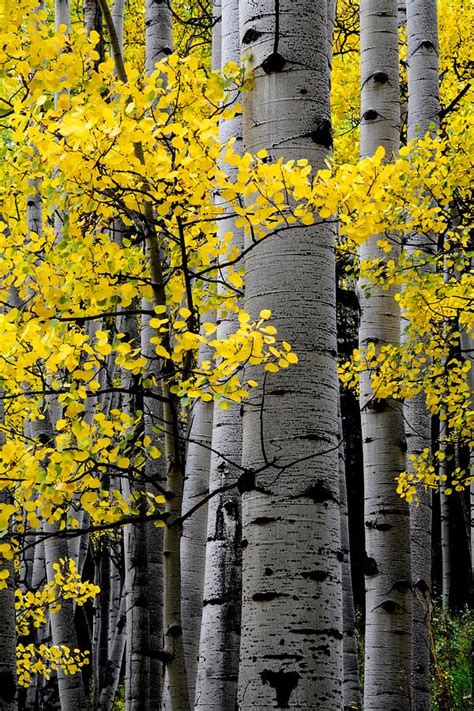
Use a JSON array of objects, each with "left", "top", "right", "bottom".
[{"left": 15, "top": 558, "right": 98, "bottom": 686}]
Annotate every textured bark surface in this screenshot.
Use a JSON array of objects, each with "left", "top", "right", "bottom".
[
  {"left": 111, "top": 0, "right": 126, "bottom": 53},
  {"left": 142, "top": 306, "right": 166, "bottom": 711},
  {"left": 119, "top": 313, "right": 150, "bottom": 711},
  {"left": 143, "top": 3, "right": 173, "bottom": 706},
  {"left": 0, "top": 402, "right": 17, "bottom": 711},
  {"left": 146, "top": 0, "right": 172, "bottom": 74},
  {"left": 405, "top": 2, "right": 439, "bottom": 706},
  {"left": 0, "top": 571, "right": 17, "bottom": 711},
  {"left": 194, "top": 4, "right": 243, "bottom": 708},
  {"left": 55, "top": 0, "right": 70, "bottom": 29},
  {"left": 181, "top": 388, "right": 212, "bottom": 702},
  {"left": 238, "top": 1, "right": 342, "bottom": 708},
  {"left": 84, "top": 0, "right": 104, "bottom": 61},
  {"left": 36, "top": 414, "right": 86, "bottom": 711},
  {"left": 359, "top": 2, "right": 412, "bottom": 709},
  {"left": 44, "top": 527, "right": 87, "bottom": 711}
]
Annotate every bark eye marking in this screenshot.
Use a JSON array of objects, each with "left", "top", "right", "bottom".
[
  {"left": 242, "top": 28, "right": 263, "bottom": 45},
  {"left": 251, "top": 516, "right": 279, "bottom": 525},
  {"left": 414, "top": 578, "right": 430, "bottom": 594},
  {"left": 295, "top": 480, "right": 336, "bottom": 504},
  {"left": 262, "top": 51, "right": 286, "bottom": 74},
  {"left": 301, "top": 570, "right": 328, "bottom": 582},
  {"left": 362, "top": 109, "right": 379, "bottom": 121},
  {"left": 380, "top": 599, "right": 399, "bottom": 614},
  {"left": 252, "top": 591, "right": 285, "bottom": 602},
  {"left": 372, "top": 71, "right": 389, "bottom": 84},
  {"left": 166, "top": 624, "right": 183, "bottom": 638},
  {"left": 260, "top": 669, "right": 300, "bottom": 708},
  {"left": 364, "top": 554, "right": 379, "bottom": 577},
  {"left": 237, "top": 469, "right": 255, "bottom": 493},
  {"left": 310, "top": 118, "right": 333, "bottom": 149}
]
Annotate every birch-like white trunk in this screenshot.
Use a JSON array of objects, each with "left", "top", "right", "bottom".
[
  {"left": 30, "top": 412, "right": 87, "bottom": 711},
  {"left": 111, "top": 0, "right": 126, "bottom": 54},
  {"left": 146, "top": 0, "right": 173, "bottom": 71},
  {"left": 439, "top": 417, "right": 451, "bottom": 610},
  {"left": 181, "top": 376, "right": 213, "bottom": 702},
  {"left": 238, "top": 1, "right": 342, "bottom": 707},
  {"left": 119, "top": 312, "right": 151, "bottom": 711},
  {"left": 359, "top": 1, "right": 412, "bottom": 708},
  {"left": 194, "top": 3, "right": 243, "bottom": 707},
  {"left": 84, "top": 0, "right": 104, "bottom": 62},
  {"left": 0, "top": 400, "right": 17, "bottom": 711},
  {"left": 0, "top": 555, "right": 17, "bottom": 711},
  {"left": 405, "top": 3, "right": 439, "bottom": 707},
  {"left": 143, "top": 2, "right": 173, "bottom": 706}
]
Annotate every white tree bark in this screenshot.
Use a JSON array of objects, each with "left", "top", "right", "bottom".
[
  {"left": 439, "top": 417, "right": 451, "bottom": 610},
  {"left": 461, "top": 331, "right": 474, "bottom": 592},
  {"left": 119, "top": 312, "right": 151, "bottom": 711},
  {"left": 146, "top": 0, "right": 173, "bottom": 73},
  {"left": 238, "top": 1, "right": 342, "bottom": 708},
  {"left": 194, "top": 4, "right": 243, "bottom": 708},
  {"left": 143, "top": 3, "right": 173, "bottom": 706},
  {"left": 30, "top": 412, "right": 87, "bottom": 711},
  {"left": 0, "top": 399, "right": 17, "bottom": 711},
  {"left": 405, "top": 2, "right": 439, "bottom": 707},
  {"left": 181, "top": 382, "right": 212, "bottom": 702},
  {"left": 111, "top": 0, "right": 126, "bottom": 54},
  {"left": 55, "top": 0, "right": 70, "bottom": 29},
  {"left": 359, "top": 1, "right": 412, "bottom": 709}
]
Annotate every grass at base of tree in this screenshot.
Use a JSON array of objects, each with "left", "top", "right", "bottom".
[{"left": 430, "top": 604, "right": 473, "bottom": 711}]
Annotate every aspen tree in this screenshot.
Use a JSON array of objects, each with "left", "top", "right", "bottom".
[
  {"left": 143, "top": 2, "right": 173, "bottom": 707},
  {"left": 238, "top": 1, "right": 342, "bottom": 707},
  {"left": 359, "top": 0, "right": 412, "bottom": 708},
  {"left": 181, "top": 346, "right": 213, "bottom": 701},
  {"left": 405, "top": 0, "right": 439, "bottom": 706},
  {"left": 194, "top": 1, "right": 244, "bottom": 707},
  {"left": 0, "top": 400, "right": 17, "bottom": 711},
  {"left": 180, "top": 12, "right": 221, "bottom": 701}
]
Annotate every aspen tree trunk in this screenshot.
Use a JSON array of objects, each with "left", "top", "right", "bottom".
[
  {"left": 98, "top": 3, "right": 189, "bottom": 706},
  {"left": 143, "top": 2, "right": 173, "bottom": 706},
  {"left": 25, "top": 533, "right": 47, "bottom": 709},
  {"left": 461, "top": 331, "right": 474, "bottom": 589},
  {"left": 32, "top": 414, "right": 87, "bottom": 711},
  {"left": 119, "top": 312, "right": 151, "bottom": 711},
  {"left": 238, "top": 1, "right": 342, "bottom": 708},
  {"left": 339, "top": 400, "right": 361, "bottom": 710},
  {"left": 181, "top": 372, "right": 213, "bottom": 702},
  {"left": 0, "top": 400, "right": 17, "bottom": 711},
  {"left": 439, "top": 418, "right": 451, "bottom": 610},
  {"left": 0, "top": 570, "right": 16, "bottom": 711},
  {"left": 97, "top": 593, "right": 127, "bottom": 711},
  {"left": 112, "top": 0, "right": 126, "bottom": 52},
  {"left": 194, "top": 3, "right": 243, "bottom": 707},
  {"left": 405, "top": 0, "right": 439, "bottom": 706},
  {"left": 359, "top": 1, "right": 413, "bottom": 708},
  {"left": 56, "top": 0, "right": 70, "bottom": 28},
  {"left": 146, "top": 0, "right": 173, "bottom": 68},
  {"left": 84, "top": 0, "right": 104, "bottom": 62},
  {"left": 141, "top": 307, "right": 166, "bottom": 711}
]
